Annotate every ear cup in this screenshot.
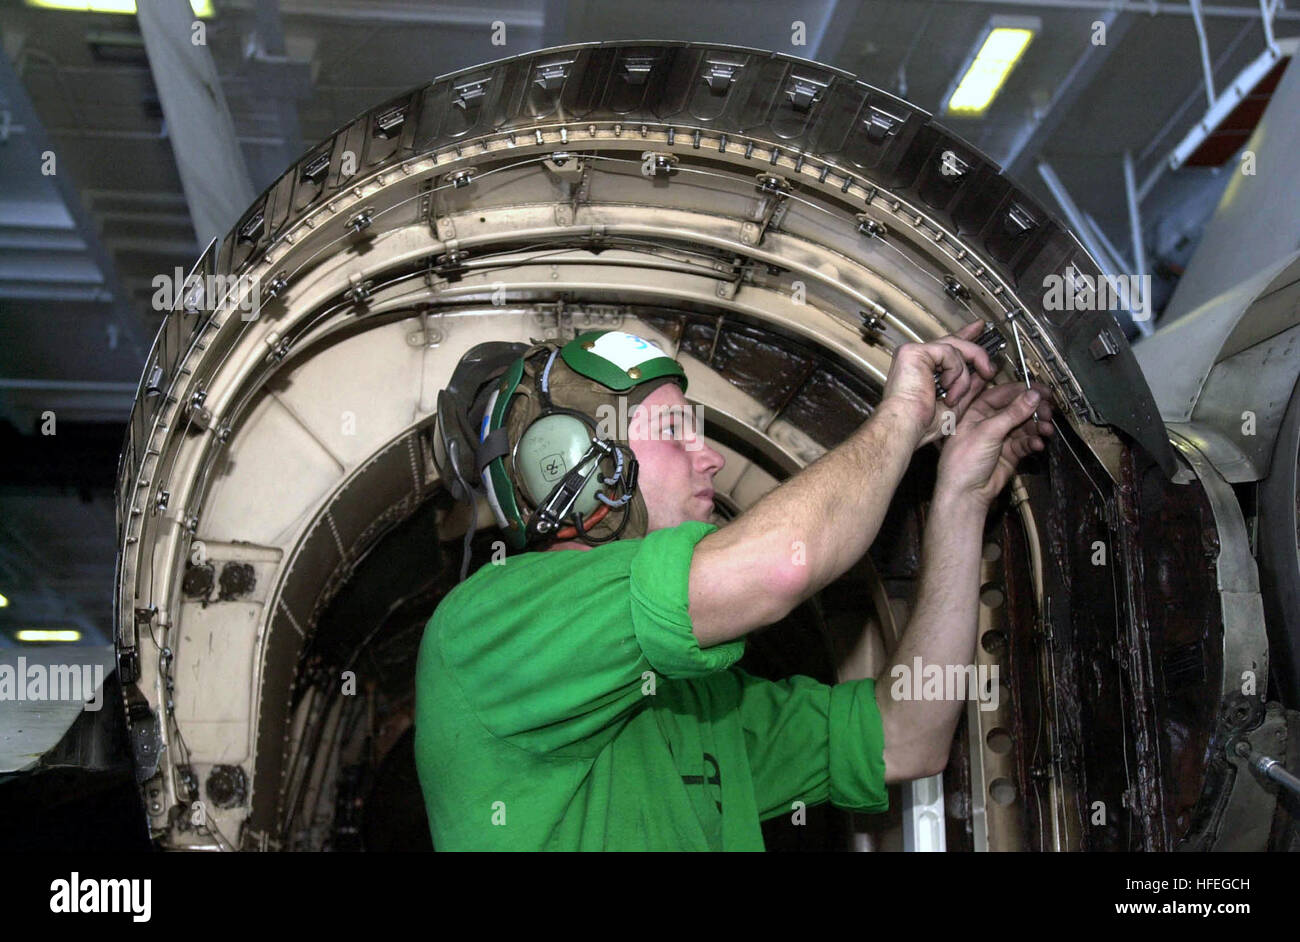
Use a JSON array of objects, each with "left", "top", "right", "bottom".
[{"left": 513, "top": 413, "right": 606, "bottom": 517}]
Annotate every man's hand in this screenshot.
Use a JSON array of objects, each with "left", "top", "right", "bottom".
[
  {"left": 933, "top": 380, "right": 1057, "bottom": 511},
  {"left": 881, "top": 321, "right": 998, "bottom": 448}
]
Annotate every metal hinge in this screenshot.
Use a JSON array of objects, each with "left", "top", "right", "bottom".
[
  {"left": 619, "top": 53, "right": 658, "bottom": 86},
  {"left": 533, "top": 59, "right": 573, "bottom": 92},
  {"left": 451, "top": 79, "right": 489, "bottom": 112},
  {"left": 784, "top": 75, "right": 827, "bottom": 112},
  {"left": 703, "top": 59, "right": 741, "bottom": 94}
]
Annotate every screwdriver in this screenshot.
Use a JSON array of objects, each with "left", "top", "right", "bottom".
[{"left": 1234, "top": 741, "right": 1300, "bottom": 799}]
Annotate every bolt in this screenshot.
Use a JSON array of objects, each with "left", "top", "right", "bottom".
[
  {"left": 857, "top": 217, "right": 887, "bottom": 239},
  {"left": 346, "top": 209, "right": 374, "bottom": 233}
]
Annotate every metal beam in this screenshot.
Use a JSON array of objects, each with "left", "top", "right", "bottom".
[
  {"left": 892, "top": 1, "right": 939, "bottom": 100},
  {"left": 0, "top": 377, "right": 135, "bottom": 425},
  {"left": 1168, "top": 43, "right": 1287, "bottom": 172},
  {"left": 1260, "top": 0, "right": 1278, "bottom": 53},
  {"left": 1136, "top": 17, "right": 1257, "bottom": 164},
  {"left": 1122, "top": 151, "right": 1152, "bottom": 334},
  {"left": 1083, "top": 212, "right": 1133, "bottom": 273},
  {"left": 0, "top": 251, "right": 103, "bottom": 285},
  {"left": 1038, "top": 160, "right": 1150, "bottom": 335},
  {"left": 0, "top": 44, "right": 147, "bottom": 360},
  {"left": 1004, "top": 9, "right": 1133, "bottom": 177},
  {"left": 0, "top": 379, "right": 137, "bottom": 393},
  {"left": 1138, "top": 33, "right": 1296, "bottom": 203},
  {"left": 0, "top": 226, "right": 87, "bottom": 252},
  {"left": 0, "top": 283, "right": 109, "bottom": 302},
  {"left": 245, "top": 0, "right": 305, "bottom": 188},
  {"left": 44, "top": 125, "right": 290, "bottom": 147},
  {"left": 224, "top": 0, "right": 545, "bottom": 28},
  {"left": 1122, "top": 152, "right": 1146, "bottom": 279},
  {"left": 1189, "top": 0, "right": 1218, "bottom": 108},
  {"left": 930, "top": 0, "right": 1300, "bottom": 20},
  {"left": 1038, "top": 161, "right": 1123, "bottom": 275},
  {"left": 137, "top": 0, "right": 255, "bottom": 249}
]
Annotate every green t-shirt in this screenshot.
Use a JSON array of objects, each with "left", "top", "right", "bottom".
[{"left": 413, "top": 519, "right": 888, "bottom": 850}]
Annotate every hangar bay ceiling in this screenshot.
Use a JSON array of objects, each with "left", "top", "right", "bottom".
[{"left": 113, "top": 41, "right": 1294, "bottom": 851}]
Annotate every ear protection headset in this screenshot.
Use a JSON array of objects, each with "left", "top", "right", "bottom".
[{"left": 432, "top": 330, "right": 688, "bottom": 581}]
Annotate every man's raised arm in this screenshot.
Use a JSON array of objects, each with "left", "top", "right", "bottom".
[
  {"left": 688, "top": 321, "right": 998, "bottom": 648},
  {"left": 875, "top": 380, "right": 1056, "bottom": 783}
]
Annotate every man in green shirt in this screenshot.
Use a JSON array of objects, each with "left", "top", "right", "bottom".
[{"left": 416, "top": 325, "right": 1054, "bottom": 850}]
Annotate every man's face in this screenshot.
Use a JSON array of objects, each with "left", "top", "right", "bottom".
[{"left": 627, "top": 381, "right": 725, "bottom": 533}]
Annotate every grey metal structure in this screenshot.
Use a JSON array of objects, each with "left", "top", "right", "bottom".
[
  {"left": 108, "top": 41, "right": 1285, "bottom": 851},
  {"left": 1134, "top": 48, "right": 1300, "bottom": 709},
  {"left": 136, "top": 0, "right": 256, "bottom": 249},
  {"left": 1156, "top": 45, "right": 1300, "bottom": 327}
]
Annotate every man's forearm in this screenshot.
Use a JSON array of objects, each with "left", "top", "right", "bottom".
[
  {"left": 708, "top": 401, "right": 921, "bottom": 605},
  {"left": 875, "top": 490, "right": 987, "bottom": 778}
]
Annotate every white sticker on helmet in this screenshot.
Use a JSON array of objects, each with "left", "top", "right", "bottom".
[{"left": 588, "top": 331, "right": 668, "bottom": 372}]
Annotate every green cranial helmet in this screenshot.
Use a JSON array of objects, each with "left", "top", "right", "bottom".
[{"left": 478, "top": 329, "right": 688, "bottom": 551}]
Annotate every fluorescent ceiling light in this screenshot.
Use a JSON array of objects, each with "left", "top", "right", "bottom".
[
  {"left": 26, "top": 0, "right": 214, "bottom": 17},
  {"left": 15, "top": 629, "right": 82, "bottom": 643},
  {"left": 945, "top": 23, "right": 1036, "bottom": 116},
  {"left": 0, "top": 593, "right": 7, "bottom": 608}
]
